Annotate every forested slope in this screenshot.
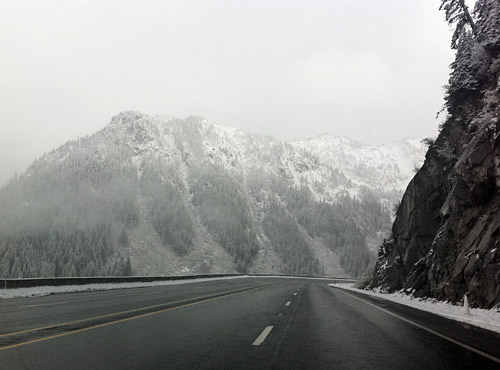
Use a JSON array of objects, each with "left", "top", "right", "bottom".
[{"left": 0, "top": 113, "right": 424, "bottom": 278}]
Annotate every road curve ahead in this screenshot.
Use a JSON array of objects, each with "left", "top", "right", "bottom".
[{"left": 0, "top": 277, "right": 499, "bottom": 370}]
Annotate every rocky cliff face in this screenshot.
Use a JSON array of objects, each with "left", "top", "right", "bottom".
[{"left": 372, "top": 1, "right": 500, "bottom": 308}]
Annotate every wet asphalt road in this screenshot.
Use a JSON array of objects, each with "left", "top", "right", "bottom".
[{"left": 0, "top": 277, "right": 499, "bottom": 370}]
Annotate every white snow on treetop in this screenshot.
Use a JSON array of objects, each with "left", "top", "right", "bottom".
[{"left": 93, "top": 111, "right": 426, "bottom": 202}]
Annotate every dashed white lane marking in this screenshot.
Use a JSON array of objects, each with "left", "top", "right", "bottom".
[
  {"left": 293, "top": 293, "right": 297, "bottom": 296},
  {"left": 252, "top": 326, "right": 274, "bottom": 346},
  {"left": 285, "top": 301, "right": 291, "bottom": 307},
  {"left": 20, "top": 301, "right": 69, "bottom": 308}
]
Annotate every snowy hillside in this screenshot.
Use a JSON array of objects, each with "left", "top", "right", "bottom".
[
  {"left": 0, "top": 112, "right": 426, "bottom": 279},
  {"left": 292, "top": 136, "right": 426, "bottom": 196},
  {"left": 97, "top": 112, "right": 425, "bottom": 203}
]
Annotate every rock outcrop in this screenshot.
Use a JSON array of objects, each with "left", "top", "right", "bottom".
[{"left": 371, "top": 1, "right": 500, "bottom": 308}]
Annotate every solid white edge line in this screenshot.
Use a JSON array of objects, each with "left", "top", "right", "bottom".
[
  {"left": 21, "top": 301, "right": 69, "bottom": 308},
  {"left": 333, "top": 288, "right": 500, "bottom": 364},
  {"left": 285, "top": 301, "right": 291, "bottom": 307},
  {"left": 252, "top": 326, "right": 274, "bottom": 346}
]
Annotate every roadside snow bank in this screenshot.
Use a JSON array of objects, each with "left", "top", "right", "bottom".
[
  {"left": 0, "top": 275, "right": 342, "bottom": 299},
  {"left": 329, "top": 283, "right": 500, "bottom": 334},
  {"left": 0, "top": 276, "right": 249, "bottom": 299}
]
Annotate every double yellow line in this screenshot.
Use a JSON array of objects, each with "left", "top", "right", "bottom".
[{"left": 0, "top": 284, "right": 271, "bottom": 352}]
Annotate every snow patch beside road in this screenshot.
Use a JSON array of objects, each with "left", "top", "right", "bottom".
[
  {"left": 0, "top": 275, "right": 342, "bottom": 299},
  {"left": 0, "top": 276, "right": 249, "bottom": 299},
  {"left": 330, "top": 283, "right": 500, "bottom": 334}
]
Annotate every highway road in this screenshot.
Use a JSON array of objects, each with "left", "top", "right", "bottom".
[{"left": 0, "top": 277, "right": 499, "bottom": 369}]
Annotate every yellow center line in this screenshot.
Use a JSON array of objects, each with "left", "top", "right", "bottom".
[{"left": 0, "top": 284, "right": 272, "bottom": 348}]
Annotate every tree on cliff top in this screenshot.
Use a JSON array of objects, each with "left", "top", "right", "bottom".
[
  {"left": 441, "top": 0, "right": 500, "bottom": 50},
  {"left": 440, "top": 0, "right": 478, "bottom": 48},
  {"left": 442, "top": 0, "right": 497, "bottom": 112},
  {"left": 474, "top": 0, "right": 500, "bottom": 49}
]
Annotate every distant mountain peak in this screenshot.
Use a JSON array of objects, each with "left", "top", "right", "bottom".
[
  {"left": 0, "top": 111, "right": 428, "bottom": 281},
  {"left": 109, "top": 111, "right": 149, "bottom": 126}
]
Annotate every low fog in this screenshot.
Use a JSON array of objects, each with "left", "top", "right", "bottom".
[{"left": 0, "top": 0, "right": 454, "bottom": 186}]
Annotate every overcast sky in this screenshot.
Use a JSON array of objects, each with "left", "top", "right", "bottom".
[{"left": 0, "top": 0, "right": 455, "bottom": 186}]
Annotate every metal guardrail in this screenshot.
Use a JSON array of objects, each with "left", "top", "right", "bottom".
[
  {"left": 0, "top": 274, "right": 356, "bottom": 289},
  {"left": 326, "top": 278, "right": 358, "bottom": 284}
]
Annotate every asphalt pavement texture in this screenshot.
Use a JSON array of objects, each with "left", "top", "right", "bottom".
[{"left": 0, "top": 277, "right": 499, "bottom": 370}]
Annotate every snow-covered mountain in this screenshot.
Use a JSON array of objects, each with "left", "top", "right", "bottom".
[
  {"left": 0, "top": 112, "right": 426, "bottom": 278},
  {"left": 100, "top": 112, "right": 424, "bottom": 201},
  {"left": 292, "top": 135, "right": 425, "bottom": 195}
]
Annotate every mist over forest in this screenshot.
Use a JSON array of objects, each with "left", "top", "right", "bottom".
[{"left": 0, "top": 113, "right": 425, "bottom": 278}]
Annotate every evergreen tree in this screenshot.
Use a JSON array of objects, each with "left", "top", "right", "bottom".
[
  {"left": 474, "top": 0, "right": 500, "bottom": 50},
  {"left": 440, "top": 0, "right": 478, "bottom": 47},
  {"left": 190, "top": 163, "right": 259, "bottom": 272}
]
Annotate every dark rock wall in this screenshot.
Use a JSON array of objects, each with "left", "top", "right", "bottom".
[{"left": 372, "top": 20, "right": 500, "bottom": 308}]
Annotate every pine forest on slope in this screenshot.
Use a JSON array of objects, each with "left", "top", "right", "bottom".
[{"left": 0, "top": 112, "right": 426, "bottom": 278}]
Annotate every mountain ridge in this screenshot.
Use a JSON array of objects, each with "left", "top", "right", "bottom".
[{"left": 0, "top": 112, "right": 426, "bottom": 278}]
